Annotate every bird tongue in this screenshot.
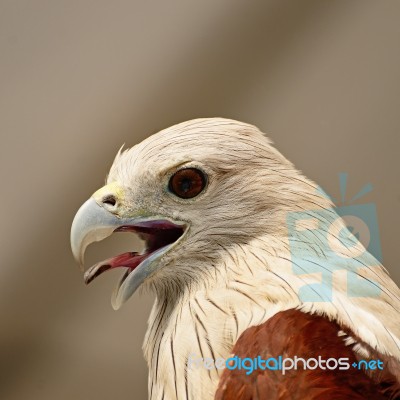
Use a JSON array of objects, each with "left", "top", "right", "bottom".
[
  {"left": 84, "top": 251, "right": 150, "bottom": 285},
  {"left": 82, "top": 221, "right": 186, "bottom": 287}
]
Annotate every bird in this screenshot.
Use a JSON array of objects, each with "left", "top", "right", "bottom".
[{"left": 71, "top": 118, "right": 400, "bottom": 400}]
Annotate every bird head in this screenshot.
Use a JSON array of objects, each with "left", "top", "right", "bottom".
[{"left": 71, "top": 118, "right": 327, "bottom": 309}]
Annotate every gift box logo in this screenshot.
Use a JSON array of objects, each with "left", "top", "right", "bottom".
[{"left": 286, "top": 173, "right": 382, "bottom": 302}]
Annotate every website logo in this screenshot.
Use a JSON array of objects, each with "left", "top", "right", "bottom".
[
  {"left": 187, "top": 354, "right": 384, "bottom": 375},
  {"left": 286, "top": 173, "right": 382, "bottom": 302}
]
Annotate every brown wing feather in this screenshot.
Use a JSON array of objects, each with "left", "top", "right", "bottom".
[{"left": 215, "top": 309, "right": 400, "bottom": 400}]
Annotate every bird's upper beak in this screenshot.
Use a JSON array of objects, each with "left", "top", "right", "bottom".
[{"left": 71, "top": 183, "right": 187, "bottom": 309}]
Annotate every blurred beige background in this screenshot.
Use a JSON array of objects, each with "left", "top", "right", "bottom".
[{"left": 1, "top": 1, "right": 399, "bottom": 399}]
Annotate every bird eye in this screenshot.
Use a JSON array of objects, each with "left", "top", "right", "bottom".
[{"left": 168, "top": 168, "right": 207, "bottom": 199}]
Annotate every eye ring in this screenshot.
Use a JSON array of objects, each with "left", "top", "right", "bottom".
[{"left": 168, "top": 168, "right": 207, "bottom": 199}]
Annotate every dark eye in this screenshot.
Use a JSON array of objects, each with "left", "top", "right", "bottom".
[{"left": 168, "top": 168, "right": 207, "bottom": 199}]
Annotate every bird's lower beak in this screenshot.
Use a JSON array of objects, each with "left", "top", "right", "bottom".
[{"left": 70, "top": 184, "right": 187, "bottom": 309}]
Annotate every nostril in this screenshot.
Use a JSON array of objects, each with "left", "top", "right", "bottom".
[{"left": 102, "top": 194, "right": 117, "bottom": 207}]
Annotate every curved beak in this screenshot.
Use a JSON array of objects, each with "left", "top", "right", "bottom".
[
  {"left": 71, "top": 197, "right": 122, "bottom": 270},
  {"left": 70, "top": 184, "right": 186, "bottom": 309}
]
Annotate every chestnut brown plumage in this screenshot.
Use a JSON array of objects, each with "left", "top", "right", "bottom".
[{"left": 215, "top": 309, "right": 400, "bottom": 400}]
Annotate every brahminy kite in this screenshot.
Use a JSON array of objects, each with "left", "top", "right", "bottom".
[{"left": 71, "top": 118, "right": 400, "bottom": 399}]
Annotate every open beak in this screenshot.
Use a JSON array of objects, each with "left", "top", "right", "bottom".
[{"left": 70, "top": 183, "right": 187, "bottom": 309}]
